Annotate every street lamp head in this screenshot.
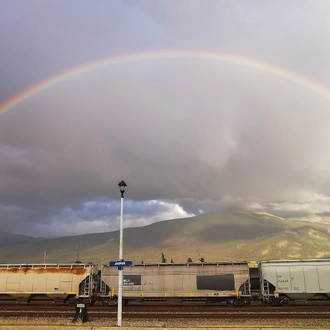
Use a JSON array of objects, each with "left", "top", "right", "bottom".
[{"left": 118, "top": 180, "right": 127, "bottom": 195}]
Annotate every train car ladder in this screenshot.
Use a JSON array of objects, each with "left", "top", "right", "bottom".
[
  {"left": 83, "top": 274, "right": 92, "bottom": 296},
  {"left": 243, "top": 280, "right": 250, "bottom": 295},
  {"left": 100, "top": 281, "right": 107, "bottom": 295},
  {"left": 263, "top": 279, "right": 270, "bottom": 297}
]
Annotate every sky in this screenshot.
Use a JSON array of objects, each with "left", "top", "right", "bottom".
[{"left": 1, "top": 0, "right": 330, "bottom": 237}]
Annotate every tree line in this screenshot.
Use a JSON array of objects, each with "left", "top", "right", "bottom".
[{"left": 141, "top": 253, "right": 205, "bottom": 264}]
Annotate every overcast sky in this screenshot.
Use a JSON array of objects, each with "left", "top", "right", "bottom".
[{"left": 1, "top": 0, "right": 330, "bottom": 237}]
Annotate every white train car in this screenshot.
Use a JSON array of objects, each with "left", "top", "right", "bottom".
[
  {"left": 0, "top": 263, "right": 98, "bottom": 304},
  {"left": 101, "top": 262, "right": 251, "bottom": 305},
  {"left": 259, "top": 259, "right": 330, "bottom": 305}
]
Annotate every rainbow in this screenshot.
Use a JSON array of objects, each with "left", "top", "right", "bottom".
[{"left": 1, "top": 50, "right": 330, "bottom": 115}]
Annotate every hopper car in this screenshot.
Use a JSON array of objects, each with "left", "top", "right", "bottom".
[
  {"left": 259, "top": 259, "right": 330, "bottom": 306},
  {"left": 0, "top": 263, "right": 98, "bottom": 304},
  {"left": 100, "top": 261, "right": 251, "bottom": 306}
]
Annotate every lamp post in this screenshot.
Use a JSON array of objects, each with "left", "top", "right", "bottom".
[{"left": 117, "top": 180, "right": 127, "bottom": 327}]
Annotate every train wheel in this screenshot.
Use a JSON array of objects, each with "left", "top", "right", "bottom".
[
  {"left": 226, "top": 298, "right": 235, "bottom": 306},
  {"left": 67, "top": 297, "right": 75, "bottom": 305},
  {"left": 271, "top": 297, "right": 282, "bottom": 306},
  {"left": 242, "top": 298, "right": 252, "bottom": 305},
  {"left": 110, "top": 298, "right": 127, "bottom": 306}
]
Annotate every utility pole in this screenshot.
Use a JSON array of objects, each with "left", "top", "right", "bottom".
[
  {"left": 76, "top": 244, "right": 81, "bottom": 263},
  {"left": 197, "top": 242, "right": 200, "bottom": 261}
]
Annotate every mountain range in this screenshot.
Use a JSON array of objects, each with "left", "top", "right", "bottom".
[{"left": 0, "top": 211, "right": 330, "bottom": 265}]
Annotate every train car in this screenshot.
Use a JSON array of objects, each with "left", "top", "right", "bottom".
[
  {"left": 101, "top": 262, "right": 251, "bottom": 305},
  {"left": 0, "top": 263, "right": 99, "bottom": 304},
  {"left": 259, "top": 259, "right": 330, "bottom": 305}
]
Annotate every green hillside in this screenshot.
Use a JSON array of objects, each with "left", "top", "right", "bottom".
[{"left": 0, "top": 211, "right": 330, "bottom": 264}]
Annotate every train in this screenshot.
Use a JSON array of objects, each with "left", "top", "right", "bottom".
[{"left": 1, "top": 258, "right": 330, "bottom": 307}]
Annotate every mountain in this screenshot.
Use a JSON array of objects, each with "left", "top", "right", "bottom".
[
  {"left": 288, "top": 213, "right": 330, "bottom": 225},
  {"left": 0, "top": 231, "right": 42, "bottom": 248},
  {"left": 0, "top": 211, "right": 330, "bottom": 264}
]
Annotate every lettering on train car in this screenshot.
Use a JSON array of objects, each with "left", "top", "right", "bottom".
[
  {"left": 278, "top": 279, "right": 289, "bottom": 283},
  {"left": 278, "top": 287, "right": 289, "bottom": 290},
  {"left": 123, "top": 275, "right": 141, "bottom": 286}
]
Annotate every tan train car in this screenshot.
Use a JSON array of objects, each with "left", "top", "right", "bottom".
[
  {"left": 101, "top": 262, "right": 251, "bottom": 305},
  {"left": 0, "top": 263, "right": 98, "bottom": 303}
]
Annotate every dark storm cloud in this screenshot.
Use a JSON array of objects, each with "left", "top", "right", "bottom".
[
  {"left": 1, "top": 199, "right": 194, "bottom": 238},
  {"left": 1, "top": 0, "right": 330, "bottom": 236}
]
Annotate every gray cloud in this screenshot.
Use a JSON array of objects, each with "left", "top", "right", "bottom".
[
  {"left": 0, "top": 199, "right": 194, "bottom": 237},
  {"left": 1, "top": 0, "right": 330, "bottom": 236}
]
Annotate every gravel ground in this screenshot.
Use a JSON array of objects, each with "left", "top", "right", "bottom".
[{"left": 0, "top": 317, "right": 330, "bottom": 328}]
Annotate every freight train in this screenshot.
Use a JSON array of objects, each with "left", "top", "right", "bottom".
[{"left": 1, "top": 259, "right": 330, "bottom": 307}]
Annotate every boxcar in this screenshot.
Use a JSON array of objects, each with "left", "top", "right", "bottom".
[
  {"left": 101, "top": 262, "right": 251, "bottom": 305},
  {"left": 0, "top": 263, "right": 99, "bottom": 304},
  {"left": 259, "top": 259, "right": 330, "bottom": 305}
]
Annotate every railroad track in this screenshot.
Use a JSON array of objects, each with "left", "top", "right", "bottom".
[{"left": 1, "top": 305, "right": 330, "bottom": 319}]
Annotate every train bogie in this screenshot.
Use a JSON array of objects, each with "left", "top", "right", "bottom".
[
  {"left": 101, "top": 262, "right": 251, "bottom": 305},
  {"left": 259, "top": 259, "right": 330, "bottom": 305},
  {"left": 0, "top": 263, "right": 98, "bottom": 304}
]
